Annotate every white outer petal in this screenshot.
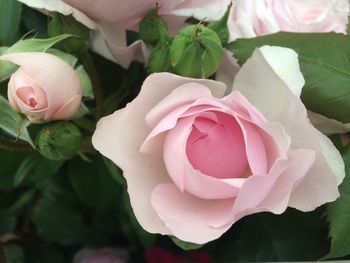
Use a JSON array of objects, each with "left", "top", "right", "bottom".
[
  {"left": 233, "top": 45, "right": 341, "bottom": 211},
  {"left": 316, "top": 130, "right": 345, "bottom": 185},
  {"left": 254, "top": 46, "right": 305, "bottom": 97}
]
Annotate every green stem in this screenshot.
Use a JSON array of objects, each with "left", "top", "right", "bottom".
[
  {"left": 80, "top": 50, "right": 105, "bottom": 119},
  {"left": 0, "top": 136, "right": 33, "bottom": 151}
]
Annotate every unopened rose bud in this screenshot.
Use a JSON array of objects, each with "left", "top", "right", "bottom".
[
  {"left": 147, "top": 41, "right": 172, "bottom": 73},
  {"left": 48, "top": 13, "right": 90, "bottom": 53},
  {"left": 36, "top": 122, "right": 82, "bottom": 161},
  {"left": 169, "top": 24, "right": 223, "bottom": 78},
  {"left": 139, "top": 7, "right": 170, "bottom": 46},
  {"left": 1, "top": 52, "right": 83, "bottom": 123}
]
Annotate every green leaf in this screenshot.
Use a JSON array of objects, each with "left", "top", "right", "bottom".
[
  {"left": 47, "top": 48, "right": 78, "bottom": 67},
  {"left": 103, "top": 157, "right": 125, "bottom": 185},
  {"left": 0, "top": 34, "right": 72, "bottom": 82},
  {"left": 32, "top": 196, "right": 88, "bottom": 245},
  {"left": 21, "top": 5, "right": 48, "bottom": 37},
  {"left": 31, "top": 174, "right": 88, "bottom": 245},
  {"left": 76, "top": 65, "right": 94, "bottom": 99},
  {"left": 228, "top": 32, "right": 350, "bottom": 123},
  {"left": 0, "top": 216, "right": 16, "bottom": 234},
  {"left": 171, "top": 237, "right": 204, "bottom": 250},
  {"left": 0, "top": 149, "right": 28, "bottom": 190},
  {"left": 0, "top": 96, "right": 34, "bottom": 146},
  {"left": 68, "top": 156, "right": 121, "bottom": 211},
  {"left": 71, "top": 102, "right": 89, "bottom": 119},
  {"left": 13, "top": 154, "right": 63, "bottom": 187},
  {"left": 208, "top": 3, "right": 232, "bottom": 45},
  {"left": 13, "top": 155, "right": 39, "bottom": 187},
  {"left": 326, "top": 146, "right": 350, "bottom": 259},
  {"left": 26, "top": 244, "right": 65, "bottom": 263},
  {"left": 0, "top": 0, "right": 22, "bottom": 46},
  {"left": 118, "top": 191, "right": 156, "bottom": 249},
  {"left": 210, "top": 209, "right": 329, "bottom": 262},
  {"left": 3, "top": 244, "right": 25, "bottom": 263},
  {"left": 0, "top": 189, "right": 36, "bottom": 216},
  {"left": 0, "top": 47, "right": 8, "bottom": 55}
]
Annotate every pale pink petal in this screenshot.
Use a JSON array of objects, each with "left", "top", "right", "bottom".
[
  {"left": 151, "top": 183, "right": 231, "bottom": 244},
  {"left": 163, "top": 115, "right": 243, "bottom": 199},
  {"left": 170, "top": 0, "right": 231, "bottom": 21},
  {"left": 187, "top": 114, "right": 247, "bottom": 179},
  {"left": 208, "top": 149, "right": 316, "bottom": 228},
  {"left": 51, "top": 95, "right": 82, "bottom": 120},
  {"left": 146, "top": 82, "right": 224, "bottom": 127},
  {"left": 233, "top": 46, "right": 340, "bottom": 210},
  {"left": 228, "top": 0, "right": 349, "bottom": 41},
  {"left": 92, "top": 22, "right": 146, "bottom": 68},
  {"left": 64, "top": 0, "right": 183, "bottom": 29}
]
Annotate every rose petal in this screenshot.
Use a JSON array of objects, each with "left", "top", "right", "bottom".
[
  {"left": 233, "top": 46, "right": 340, "bottom": 210},
  {"left": 163, "top": 115, "right": 243, "bottom": 199},
  {"left": 151, "top": 183, "right": 231, "bottom": 244},
  {"left": 51, "top": 95, "right": 82, "bottom": 120},
  {"left": 207, "top": 149, "right": 316, "bottom": 228},
  {"left": 170, "top": 0, "right": 231, "bottom": 21}
]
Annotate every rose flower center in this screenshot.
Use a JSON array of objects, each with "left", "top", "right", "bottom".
[{"left": 186, "top": 113, "right": 248, "bottom": 179}]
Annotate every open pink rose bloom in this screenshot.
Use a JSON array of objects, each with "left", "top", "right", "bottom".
[{"left": 93, "top": 46, "right": 344, "bottom": 244}]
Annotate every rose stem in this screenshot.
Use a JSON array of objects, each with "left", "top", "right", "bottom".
[{"left": 80, "top": 50, "right": 105, "bottom": 119}]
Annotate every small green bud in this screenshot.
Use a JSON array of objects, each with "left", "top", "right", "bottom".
[
  {"left": 169, "top": 24, "right": 223, "bottom": 78},
  {"left": 208, "top": 3, "right": 232, "bottom": 45},
  {"left": 48, "top": 13, "right": 90, "bottom": 53},
  {"left": 147, "top": 40, "right": 172, "bottom": 73},
  {"left": 139, "top": 7, "right": 169, "bottom": 46},
  {"left": 36, "top": 122, "right": 82, "bottom": 161}
]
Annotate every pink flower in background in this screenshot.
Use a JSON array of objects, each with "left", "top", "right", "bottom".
[
  {"left": 1, "top": 52, "right": 82, "bottom": 122},
  {"left": 63, "top": 0, "right": 230, "bottom": 30},
  {"left": 92, "top": 46, "right": 344, "bottom": 244},
  {"left": 17, "top": 0, "right": 230, "bottom": 68},
  {"left": 228, "top": 0, "right": 349, "bottom": 41},
  {"left": 218, "top": 0, "right": 349, "bottom": 104},
  {"left": 73, "top": 248, "right": 127, "bottom": 263}
]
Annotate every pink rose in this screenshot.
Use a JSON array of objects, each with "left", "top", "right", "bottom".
[
  {"left": 73, "top": 248, "right": 127, "bottom": 263},
  {"left": 217, "top": 0, "right": 349, "bottom": 101},
  {"left": 1, "top": 52, "right": 82, "bottom": 122},
  {"left": 92, "top": 46, "right": 344, "bottom": 244},
  {"left": 18, "top": 0, "right": 230, "bottom": 68},
  {"left": 228, "top": 0, "right": 349, "bottom": 41},
  {"left": 63, "top": 0, "right": 229, "bottom": 30}
]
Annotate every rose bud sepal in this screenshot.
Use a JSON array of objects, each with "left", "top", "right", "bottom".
[
  {"left": 36, "top": 122, "right": 82, "bottom": 161},
  {"left": 48, "top": 13, "right": 90, "bottom": 54}
]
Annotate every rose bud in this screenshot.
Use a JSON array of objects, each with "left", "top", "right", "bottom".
[
  {"left": 36, "top": 122, "right": 82, "bottom": 161},
  {"left": 170, "top": 24, "right": 223, "bottom": 78},
  {"left": 1, "top": 52, "right": 83, "bottom": 123}
]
